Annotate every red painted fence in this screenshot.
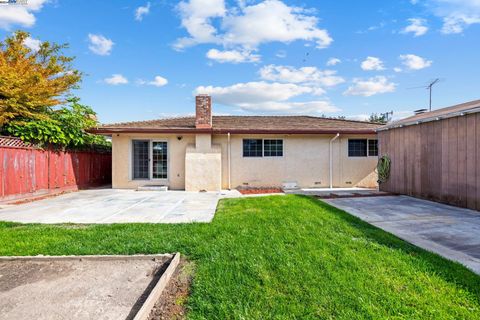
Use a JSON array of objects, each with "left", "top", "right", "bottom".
[{"left": 0, "top": 137, "right": 111, "bottom": 202}]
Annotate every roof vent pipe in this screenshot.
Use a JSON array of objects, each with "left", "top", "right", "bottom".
[{"left": 414, "top": 108, "right": 428, "bottom": 115}]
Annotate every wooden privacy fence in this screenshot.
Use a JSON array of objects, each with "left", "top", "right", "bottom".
[
  {"left": 378, "top": 112, "right": 480, "bottom": 211},
  {"left": 0, "top": 136, "right": 111, "bottom": 202}
]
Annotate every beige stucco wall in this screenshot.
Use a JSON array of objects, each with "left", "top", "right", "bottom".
[
  {"left": 213, "top": 134, "right": 378, "bottom": 189},
  {"left": 111, "top": 133, "right": 195, "bottom": 189},
  {"left": 185, "top": 144, "right": 222, "bottom": 191},
  {"left": 111, "top": 133, "right": 378, "bottom": 190}
]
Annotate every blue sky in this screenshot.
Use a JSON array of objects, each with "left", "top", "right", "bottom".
[{"left": 1, "top": 0, "right": 479, "bottom": 123}]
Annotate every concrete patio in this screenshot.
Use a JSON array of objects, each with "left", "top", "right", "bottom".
[
  {"left": 325, "top": 195, "right": 480, "bottom": 274},
  {"left": 0, "top": 189, "right": 234, "bottom": 224}
]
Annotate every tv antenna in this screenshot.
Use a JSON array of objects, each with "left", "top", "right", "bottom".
[
  {"left": 407, "top": 78, "right": 443, "bottom": 111},
  {"left": 426, "top": 78, "right": 440, "bottom": 111}
]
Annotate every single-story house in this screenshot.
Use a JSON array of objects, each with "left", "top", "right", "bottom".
[{"left": 92, "top": 95, "right": 383, "bottom": 191}]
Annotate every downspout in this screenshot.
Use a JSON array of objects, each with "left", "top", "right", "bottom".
[
  {"left": 227, "top": 132, "right": 231, "bottom": 190},
  {"left": 329, "top": 133, "right": 340, "bottom": 189}
]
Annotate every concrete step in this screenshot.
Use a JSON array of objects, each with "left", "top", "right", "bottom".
[{"left": 137, "top": 185, "right": 168, "bottom": 191}]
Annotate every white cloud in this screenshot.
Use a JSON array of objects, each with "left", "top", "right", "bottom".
[
  {"left": 174, "top": 0, "right": 226, "bottom": 49},
  {"left": 232, "top": 100, "right": 339, "bottom": 113},
  {"left": 361, "top": 56, "right": 385, "bottom": 71},
  {"left": 88, "top": 34, "right": 114, "bottom": 56},
  {"left": 259, "top": 65, "right": 345, "bottom": 87},
  {"left": 392, "top": 110, "right": 415, "bottom": 121},
  {"left": 221, "top": 0, "right": 332, "bottom": 49},
  {"left": 194, "top": 81, "right": 339, "bottom": 113},
  {"left": 24, "top": 36, "right": 41, "bottom": 51},
  {"left": 206, "top": 48, "right": 260, "bottom": 63},
  {"left": 196, "top": 81, "right": 311, "bottom": 103},
  {"left": 427, "top": 0, "right": 480, "bottom": 33},
  {"left": 402, "top": 18, "right": 429, "bottom": 36},
  {"left": 148, "top": 76, "right": 168, "bottom": 87},
  {"left": 326, "top": 57, "right": 341, "bottom": 66},
  {"left": 276, "top": 50, "right": 287, "bottom": 58},
  {"left": 347, "top": 114, "right": 370, "bottom": 121},
  {"left": 135, "top": 2, "right": 151, "bottom": 21},
  {"left": 442, "top": 13, "right": 480, "bottom": 33},
  {"left": 394, "top": 67, "right": 403, "bottom": 73},
  {"left": 137, "top": 76, "right": 169, "bottom": 87},
  {"left": 174, "top": 0, "right": 332, "bottom": 51},
  {"left": 0, "top": 0, "right": 47, "bottom": 30},
  {"left": 104, "top": 74, "right": 128, "bottom": 85},
  {"left": 399, "top": 54, "right": 432, "bottom": 70},
  {"left": 344, "top": 76, "right": 396, "bottom": 97}
]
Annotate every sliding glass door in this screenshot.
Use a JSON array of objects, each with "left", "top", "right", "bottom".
[
  {"left": 132, "top": 140, "right": 168, "bottom": 180},
  {"left": 132, "top": 140, "right": 149, "bottom": 179},
  {"left": 152, "top": 141, "right": 168, "bottom": 179}
]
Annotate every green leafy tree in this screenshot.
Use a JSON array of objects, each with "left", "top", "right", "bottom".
[
  {"left": 368, "top": 113, "right": 388, "bottom": 124},
  {"left": 0, "top": 31, "right": 81, "bottom": 126},
  {"left": 5, "top": 98, "right": 110, "bottom": 148}
]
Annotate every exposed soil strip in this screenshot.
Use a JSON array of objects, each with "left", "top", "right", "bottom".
[{"left": 148, "top": 259, "right": 194, "bottom": 320}]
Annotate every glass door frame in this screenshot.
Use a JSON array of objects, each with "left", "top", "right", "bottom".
[
  {"left": 131, "top": 139, "right": 169, "bottom": 182},
  {"left": 150, "top": 140, "right": 169, "bottom": 181}
]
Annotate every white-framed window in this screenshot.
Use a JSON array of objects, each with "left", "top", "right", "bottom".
[
  {"left": 242, "top": 139, "right": 284, "bottom": 157},
  {"left": 348, "top": 139, "right": 378, "bottom": 157},
  {"left": 131, "top": 139, "right": 168, "bottom": 180}
]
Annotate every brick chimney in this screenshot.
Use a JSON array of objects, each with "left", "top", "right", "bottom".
[{"left": 195, "top": 94, "right": 212, "bottom": 129}]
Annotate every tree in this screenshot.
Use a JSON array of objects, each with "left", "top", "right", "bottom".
[
  {"left": 368, "top": 113, "right": 388, "bottom": 124},
  {"left": 5, "top": 98, "right": 110, "bottom": 148},
  {"left": 0, "top": 31, "right": 81, "bottom": 126}
]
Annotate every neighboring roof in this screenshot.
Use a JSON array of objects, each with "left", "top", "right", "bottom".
[
  {"left": 91, "top": 116, "right": 382, "bottom": 135},
  {"left": 379, "top": 99, "right": 480, "bottom": 131}
]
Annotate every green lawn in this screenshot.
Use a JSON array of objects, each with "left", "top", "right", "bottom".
[{"left": 1, "top": 195, "right": 479, "bottom": 319}]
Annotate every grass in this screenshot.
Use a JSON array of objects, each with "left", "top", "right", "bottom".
[{"left": 1, "top": 195, "right": 479, "bottom": 319}]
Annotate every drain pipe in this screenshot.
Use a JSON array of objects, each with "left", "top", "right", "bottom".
[
  {"left": 329, "top": 133, "right": 340, "bottom": 189},
  {"left": 227, "top": 132, "right": 231, "bottom": 190}
]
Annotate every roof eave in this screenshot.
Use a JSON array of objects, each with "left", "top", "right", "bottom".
[
  {"left": 377, "top": 105, "right": 480, "bottom": 132},
  {"left": 90, "top": 128, "right": 378, "bottom": 135}
]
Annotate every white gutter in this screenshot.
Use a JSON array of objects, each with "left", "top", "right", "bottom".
[
  {"left": 329, "top": 133, "right": 340, "bottom": 189},
  {"left": 227, "top": 132, "right": 231, "bottom": 190}
]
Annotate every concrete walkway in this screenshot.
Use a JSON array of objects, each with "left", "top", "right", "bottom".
[
  {"left": 324, "top": 196, "right": 480, "bottom": 274},
  {"left": 0, "top": 189, "right": 235, "bottom": 224}
]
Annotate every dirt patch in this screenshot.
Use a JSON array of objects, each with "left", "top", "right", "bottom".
[
  {"left": 238, "top": 188, "right": 284, "bottom": 195},
  {"left": 0, "top": 255, "right": 171, "bottom": 320},
  {"left": 0, "top": 260, "right": 74, "bottom": 292},
  {"left": 148, "top": 259, "right": 194, "bottom": 320}
]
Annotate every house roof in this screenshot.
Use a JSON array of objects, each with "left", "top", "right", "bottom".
[
  {"left": 91, "top": 116, "right": 382, "bottom": 135},
  {"left": 379, "top": 99, "right": 480, "bottom": 131}
]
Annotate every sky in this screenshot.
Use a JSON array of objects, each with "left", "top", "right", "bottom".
[{"left": 0, "top": 0, "right": 479, "bottom": 123}]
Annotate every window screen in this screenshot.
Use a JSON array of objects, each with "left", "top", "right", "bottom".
[
  {"left": 348, "top": 139, "right": 367, "bottom": 157},
  {"left": 243, "top": 139, "right": 263, "bottom": 157},
  {"left": 368, "top": 139, "right": 378, "bottom": 156},
  {"left": 263, "top": 139, "right": 283, "bottom": 157},
  {"left": 132, "top": 140, "right": 149, "bottom": 179}
]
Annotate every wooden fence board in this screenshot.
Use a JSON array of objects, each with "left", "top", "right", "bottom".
[
  {"left": 379, "top": 113, "right": 480, "bottom": 211},
  {"left": 0, "top": 146, "right": 111, "bottom": 202}
]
